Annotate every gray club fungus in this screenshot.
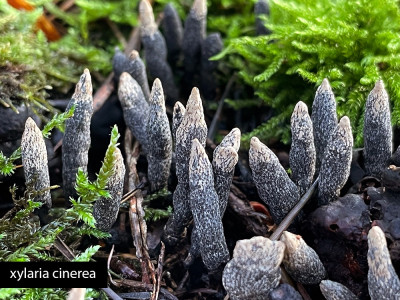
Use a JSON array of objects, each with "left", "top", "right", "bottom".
[
  {"left": 93, "top": 148, "right": 125, "bottom": 231},
  {"left": 222, "top": 236, "right": 285, "bottom": 299},
  {"left": 118, "top": 72, "right": 149, "bottom": 150},
  {"left": 249, "top": 136, "right": 300, "bottom": 224},
  {"left": 367, "top": 226, "right": 400, "bottom": 300},
  {"left": 280, "top": 231, "right": 326, "bottom": 285},
  {"left": 311, "top": 78, "right": 338, "bottom": 170},
  {"left": 163, "top": 87, "right": 207, "bottom": 246},
  {"left": 320, "top": 280, "right": 358, "bottom": 300},
  {"left": 21, "top": 117, "right": 51, "bottom": 208},
  {"left": 161, "top": 3, "right": 183, "bottom": 67},
  {"left": 145, "top": 78, "right": 172, "bottom": 191},
  {"left": 363, "top": 80, "right": 392, "bottom": 178},
  {"left": 139, "top": 0, "right": 178, "bottom": 100},
  {"left": 290, "top": 101, "right": 316, "bottom": 195},
  {"left": 318, "top": 116, "right": 353, "bottom": 206},
  {"left": 62, "top": 69, "right": 93, "bottom": 201},
  {"left": 182, "top": 0, "right": 207, "bottom": 78},
  {"left": 172, "top": 101, "right": 186, "bottom": 143},
  {"left": 187, "top": 128, "right": 240, "bottom": 263},
  {"left": 188, "top": 139, "right": 229, "bottom": 270}
]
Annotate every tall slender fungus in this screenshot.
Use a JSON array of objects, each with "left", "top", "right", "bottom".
[
  {"left": 126, "top": 50, "right": 151, "bottom": 101},
  {"left": 63, "top": 69, "right": 93, "bottom": 201},
  {"left": 163, "top": 88, "right": 207, "bottom": 246},
  {"left": 172, "top": 101, "right": 186, "bottom": 143},
  {"left": 118, "top": 72, "right": 149, "bottom": 149},
  {"left": 146, "top": 79, "right": 172, "bottom": 191},
  {"left": 21, "top": 118, "right": 51, "bottom": 208},
  {"left": 189, "top": 139, "right": 229, "bottom": 270},
  {"left": 93, "top": 148, "right": 125, "bottom": 231},
  {"left": 187, "top": 128, "right": 240, "bottom": 262},
  {"left": 139, "top": 0, "right": 178, "bottom": 100},
  {"left": 249, "top": 137, "right": 300, "bottom": 224},
  {"left": 223, "top": 236, "right": 285, "bottom": 299},
  {"left": 182, "top": 0, "right": 207, "bottom": 81},
  {"left": 162, "top": 3, "right": 183, "bottom": 67},
  {"left": 290, "top": 101, "right": 316, "bottom": 195},
  {"left": 311, "top": 78, "right": 338, "bottom": 170},
  {"left": 364, "top": 80, "right": 392, "bottom": 178},
  {"left": 367, "top": 226, "right": 400, "bottom": 300},
  {"left": 318, "top": 116, "right": 353, "bottom": 206},
  {"left": 280, "top": 231, "right": 326, "bottom": 285}
]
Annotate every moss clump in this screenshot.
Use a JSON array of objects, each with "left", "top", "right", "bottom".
[{"left": 216, "top": 0, "right": 400, "bottom": 146}]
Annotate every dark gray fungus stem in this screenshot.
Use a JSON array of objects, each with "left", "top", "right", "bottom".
[
  {"left": 318, "top": 116, "right": 353, "bottom": 206},
  {"left": 364, "top": 80, "right": 392, "bottom": 178},
  {"left": 93, "top": 148, "right": 125, "bottom": 231},
  {"left": 118, "top": 72, "right": 149, "bottom": 150},
  {"left": 21, "top": 117, "right": 51, "bottom": 208},
  {"left": 146, "top": 79, "right": 172, "bottom": 191},
  {"left": 311, "top": 78, "right": 338, "bottom": 171},
  {"left": 367, "top": 226, "right": 400, "bottom": 300},
  {"left": 189, "top": 139, "right": 229, "bottom": 270},
  {"left": 223, "top": 236, "right": 285, "bottom": 299},
  {"left": 290, "top": 101, "right": 316, "bottom": 195},
  {"left": 249, "top": 137, "right": 300, "bottom": 224},
  {"left": 62, "top": 68, "right": 93, "bottom": 201},
  {"left": 280, "top": 231, "right": 326, "bottom": 285}
]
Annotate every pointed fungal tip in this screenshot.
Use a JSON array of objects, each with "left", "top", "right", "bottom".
[
  {"left": 293, "top": 101, "right": 309, "bottom": 115},
  {"left": 75, "top": 69, "right": 92, "bottom": 95},
  {"left": 25, "top": 117, "right": 36, "bottom": 128},
  {"left": 192, "top": 0, "right": 207, "bottom": 17},
  {"left": 186, "top": 87, "right": 203, "bottom": 114},
  {"left": 153, "top": 78, "right": 162, "bottom": 88},
  {"left": 339, "top": 116, "right": 351, "bottom": 128},
  {"left": 372, "top": 79, "right": 385, "bottom": 94},
  {"left": 129, "top": 50, "right": 139, "bottom": 60},
  {"left": 174, "top": 101, "right": 185, "bottom": 112},
  {"left": 280, "top": 231, "right": 301, "bottom": 252},
  {"left": 250, "top": 136, "right": 262, "bottom": 150},
  {"left": 368, "top": 225, "right": 385, "bottom": 241},
  {"left": 150, "top": 78, "right": 165, "bottom": 105},
  {"left": 319, "top": 78, "right": 332, "bottom": 92},
  {"left": 139, "top": 0, "right": 156, "bottom": 33}
]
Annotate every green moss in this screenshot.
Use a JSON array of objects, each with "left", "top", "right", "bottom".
[{"left": 216, "top": 0, "right": 400, "bottom": 147}]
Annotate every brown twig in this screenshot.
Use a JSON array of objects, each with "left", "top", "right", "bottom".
[
  {"left": 151, "top": 242, "right": 165, "bottom": 300},
  {"left": 269, "top": 177, "right": 319, "bottom": 241},
  {"left": 207, "top": 74, "right": 236, "bottom": 141},
  {"left": 125, "top": 129, "right": 156, "bottom": 285},
  {"left": 106, "top": 18, "right": 128, "bottom": 49}
]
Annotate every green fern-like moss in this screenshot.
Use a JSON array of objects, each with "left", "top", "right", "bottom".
[{"left": 216, "top": 0, "right": 400, "bottom": 147}]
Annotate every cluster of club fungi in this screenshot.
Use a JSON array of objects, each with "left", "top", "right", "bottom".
[{"left": 19, "top": 0, "right": 400, "bottom": 299}]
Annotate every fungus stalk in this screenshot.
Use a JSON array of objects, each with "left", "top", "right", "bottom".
[
  {"left": 367, "top": 226, "right": 400, "bottom": 300},
  {"left": 139, "top": 0, "right": 178, "bottom": 100},
  {"left": 223, "top": 236, "right": 285, "bottom": 299},
  {"left": 21, "top": 117, "right": 51, "bottom": 208},
  {"left": 62, "top": 69, "right": 93, "bottom": 201},
  {"left": 118, "top": 72, "right": 149, "bottom": 150},
  {"left": 93, "top": 148, "right": 125, "bottom": 231},
  {"left": 290, "top": 101, "right": 316, "bottom": 195},
  {"left": 146, "top": 79, "right": 172, "bottom": 191},
  {"left": 318, "top": 116, "right": 353, "bottom": 206},
  {"left": 280, "top": 231, "right": 326, "bottom": 285},
  {"left": 249, "top": 137, "right": 299, "bottom": 224},
  {"left": 311, "top": 78, "right": 338, "bottom": 170},
  {"left": 163, "top": 88, "right": 207, "bottom": 245},
  {"left": 363, "top": 80, "right": 392, "bottom": 178},
  {"left": 189, "top": 139, "right": 229, "bottom": 270}
]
